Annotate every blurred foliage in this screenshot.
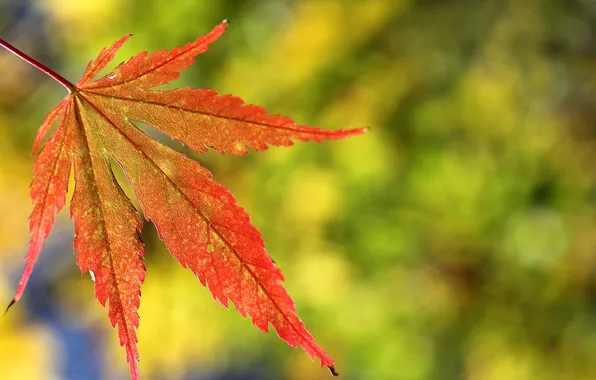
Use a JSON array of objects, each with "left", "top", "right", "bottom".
[{"left": 3, "top": 0, "right": 596, "bottom": 379}]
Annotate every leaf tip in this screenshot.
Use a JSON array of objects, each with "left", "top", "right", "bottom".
[
  {"left": 327, "top": 365, "right": 339, "bottom": 376},
  {"left": 4, "top": 298, "right": 16, "bottom": 315},
  {"left": 341, "top": 126, "right": 369, "bottom": 138}
]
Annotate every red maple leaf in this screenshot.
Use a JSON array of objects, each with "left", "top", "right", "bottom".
[{"left": 0, "top": 21, "right": 366, "bottom": 379}]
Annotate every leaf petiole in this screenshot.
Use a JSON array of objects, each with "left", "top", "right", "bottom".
[{"left": 0, "top": 38, "right": 76, "bottom": 93}]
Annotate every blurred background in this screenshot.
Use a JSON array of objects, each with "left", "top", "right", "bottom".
[{"left": 2, "top": 0, "right": 596, "bottom": 379}]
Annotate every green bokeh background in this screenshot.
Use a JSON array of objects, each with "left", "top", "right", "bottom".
[{"left": 2, "top": 1, "right": 596, "bottom": 379}]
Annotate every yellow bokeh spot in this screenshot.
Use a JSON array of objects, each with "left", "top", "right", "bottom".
[
  {"left": 40, "top": 0, "right": 121, "bottom": 44},
  {"left": 284, "top": 168, "right": 340, "bottom": 225},
  {"left": 290, "top": 250, "right": 352, "bottom": 306}
]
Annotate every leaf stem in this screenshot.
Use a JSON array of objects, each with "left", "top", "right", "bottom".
[{"left": 0, "top": 38, "right": 76, "bottom": 93}]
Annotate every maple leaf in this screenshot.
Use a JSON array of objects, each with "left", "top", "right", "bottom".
[{"left": 0, "top": 21, "right": 366, "bottom": 379}]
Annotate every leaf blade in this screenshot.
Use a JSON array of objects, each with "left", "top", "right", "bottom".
[
  {"left": 11, "top": 99, "right": 74, "bottom": 308},
  {"left": 80, "top": 95, "right": 334, "bottom": 368},
  {"left": 78, "top": 35, "right": 132, "bottom": 86},
  {"left": 85, "top": 88, "right": 366, "bottom": 155},
  {"left": 81, "top": 21, "right": 228, "bottom": 91},
  {"left": 12, "top": 21, "right": 367, "bottom": 378},
  {"left": 71, "top": 97, "right": 145, "bottom": 380}
]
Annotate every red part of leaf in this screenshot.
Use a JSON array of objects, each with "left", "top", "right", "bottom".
[
  {"left": 12, "top": 101, "right": 73, "bottom": 306},
  {"left": 71, "top": 98, "right": 145, "bottom": 379},
  {"left": 81, "top": 21, "right": 228, "bottom": 91},
  {"left": 78, "top": 34, "right": 132, "bottom": 86},
  {"left": 80, "top": 97, "right": 334, "bottom": 367},
  {"left": 8, "top": 22, "right": 366, "bottom": 378},
  {"left": 86, "top": 87, "right": 366, "bottom": 155},
  {"left": 31, "top": 99, "right": 68, "bottom": 154}
]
